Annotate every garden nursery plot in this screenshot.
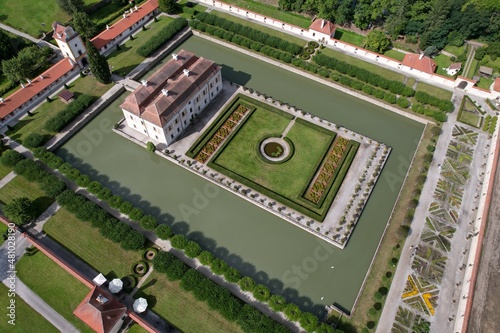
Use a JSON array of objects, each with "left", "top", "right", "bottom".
[{"left": 188, "top": 94, "right": 362, "bottom": 222}]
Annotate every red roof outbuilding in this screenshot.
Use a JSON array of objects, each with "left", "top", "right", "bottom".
[
  {"left": 402, "top": 54, "right": 437, "bottom": 74},
  {"left": 91, "top": 0, "right": 158, "bottom": 49},
  {"left": 309, "top": 19, "right": 336, "bottom": 37},
  {"left": 493, "top": 78, "right": 500, "bottom": 92}
]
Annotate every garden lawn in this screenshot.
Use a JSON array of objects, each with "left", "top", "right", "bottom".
[
  {"left": 0, "top": 176, "right": 53, "bottom": 215},
  {"left": 43, "top": 207, "right": 141, "bottom": 279},
  {"left": 415, "top": 82, "right": 453, "bottom": 100},
  {"left": 178, "top": 0, "right": 208, "bottom": 19},
  {"left": 16, "top": 251, "right": 94, "bottom": 333},
  {"left": 434, "top": 54, "right": 453, "bottom": 77},
  {"left": 476, "top": 77, "right": 494, "bottom": 90},
  {"left": 218, "top": 0, "right": 311, "bottom": 28},
  {"left": 465, "top": 58, "right": 479, "bottom": 79},
  {"left": 6, "top": 76, "right": 112, "bottom": 144},
  {"left": 334, "top": 28, "right": 366, "bottom": 47},
  {"left": 127, "top": 323, "right": 150, "bottom": 333},
  {"left": 209, "top": 10, "right": 307, "bottom": 47},
  {"left": 481, "top": 55, "right": 500, "bottom": 72},
  {"left": 321, "top": 48, "right": 406, "bottom": 82},
  {"left": 458, "top": 110, "right": 481, "bottom": 128},
  {"left": 444, "top": 45, "right": 465, "bottom": 57},
  {"left": 0, "top": 223, "right": 8, "bottom": 245},
  {"left": 0, "top": 0, "right": 70, "bottom": 37},
  {"left": 0, "top": 284, "right": 58, "bottom": 333},
  {"left": 384, "top": 49, "right": 406, "bottom": 61},
  {"left": 135, "top": 271, "right": 244, "bottom": 333},
  {"left": 107, "top": 16, "right": 175, "bottom": 76}
]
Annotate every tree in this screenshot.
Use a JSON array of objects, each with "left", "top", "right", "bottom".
[
  {"left": 0, "top": 30, "right": 15, "bottom": 61},
  {"left": 4, "top": 197, "right": 37, "bottom": 225},
  {"left": 86, "top": 40, "right": 111, "bottom": 84},
  {"left": 184, "top": 241, "right": 201, "bottom": 258},
  {"left": 2, "top": 46, "right": 52, "bottom": 83},
  {"left": 72, "top": 12, "right": 97, "bottom": 40},
  {"left": 1, "top": 150, "right": 23, "bottom": 167},
  {"left": 140, "top": 215, "right": 157, "bottom": 230},
  {"left": 155, "top": 224, "right": 173, "bottom": 239},
  {"left": 159, "top": 0, "right": 177, "bottom": 13},
  {"left": 365, "top": 30, "right": 391, "bottom": 53},
  {"left": 23, "top": 133, "right": 47, "bottom": 148},
  {"left": 170, "top": 234, "right": 188, "bottom": 249},
  {"left": 57, "top": 0, "right": 85, "bottom": 14}
]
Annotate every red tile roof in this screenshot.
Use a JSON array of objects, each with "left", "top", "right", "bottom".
[
  {"left": 448, "top": 62, "right": 462, "bottom": 70},
  {"left": 91, "top": 0, "right": 158, "bottom": 49},
  {"left": 402, "top": 54, "right": 437, "bottom": 74},
  {"left": 0, "top": 59, "right": 75, "bottom": 121},
  {"left": 120, "top": 49, "right": 221, "bottom": 127},
  {"left": 494, "top": 78, "right": 500, "bottom": 92},
  {"left": 52, "top": 22, "right": 73, "bottom": 42},
  {"left": 309, "top": 19, "right": 336, "bottom": 37},
  {"left": 73, "top": 286, "right": 127, "bottom": 333}
]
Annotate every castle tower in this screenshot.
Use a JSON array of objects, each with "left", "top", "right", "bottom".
[{"left": 52, "top": 22, "right": 88, "bottom": 68}]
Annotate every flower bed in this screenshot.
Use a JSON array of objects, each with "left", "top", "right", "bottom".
[
  {"left": 402, "top": 275, "right": 418, "bottom": 299},
  {"left": 195, "top": 104, "right": 251, "bottom": 163}
]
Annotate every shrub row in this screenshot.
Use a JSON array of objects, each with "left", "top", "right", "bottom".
[
  {"left": 195, "top": 12, "right": 302, "bottom": 55},
  {"left": 56, "top": 190, "right": 146, "bottom": 251},
  {"left": 32, "top": 150, "right": 330, "bottom": 332},
  {"left": 136, "top": 17, "right": 188, "bottom": 57},
  {"left": 0, "top": 150, "right": 66, "bottom": 198},
  {"left": 411, "top": 103, "right": 447, "bottom": 122},
  {"left": 313, "top": 53, "right": 414, "bottom": 97},
  {"left": 189, "top": 20, "right": 293, "bottom": 64},
  {"left": 414, "top": 91, "right": 454, "bottom": 112},
  {"left": 44, "top": 94, "right": 95, "bottom": 132}
]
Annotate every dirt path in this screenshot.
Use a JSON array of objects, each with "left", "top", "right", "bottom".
[{"left": 467, "top": 155, "right": 500, "bottom": 333}]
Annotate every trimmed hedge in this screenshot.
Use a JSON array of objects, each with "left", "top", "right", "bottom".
[
  {"left": 24, "top": 133, "right": 48, "bottom": 148},
  {"left": 136, "top": 17, "right": 188, "bottom": 57},
  {"left": 195, "top": 12, "right": 302, "bottom": 55},
  {"left": 44, "top": 94, "right": 95, "bottom": 132},
  {"left": 415, "top": 91, "right": 454, "bottom": 112},
  {"left": 12, "top": 158, "right": 66, "bottom": 198},
  {"left": 155, "top": 224, "right": 173, "bottom": 240}
]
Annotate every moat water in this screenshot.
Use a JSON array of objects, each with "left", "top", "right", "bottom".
[{"left": 57, "top": 35, "right": 424, "bottom": 315}]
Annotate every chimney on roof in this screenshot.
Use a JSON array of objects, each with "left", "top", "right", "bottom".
[
  {"left": 123, "top": 13, "right": 127, "bottom": 19},
  {"left": 39, "top": 75, "right": 44, "bottom": 80},
  {"left": 106, "top": 24, "right": 110, "bottom": 30},
  {"left": 21, "top": 83, "right": 25, "bottom": 89},
  {"left": 321, "top": 20, "right": 325, "bottom": 29},
  {"left": 27, "top": 79, "right": 32, "bottom": 85},
  {"left": 161, "top": 89, "right": 169, "bottom": 96},
  {"left": 183, "top": 69, "right": 190, "bottom": 77},
  {"left": 135, "top": 5, "right": 138, "bottom": 11},
  {"left": 141, "top": 80, "right": 148, "bottom": 87},
  {"left": 96, "top": 294, "right": 108, "bottom": 304},
  {"left": 0, "top": 98, "right": 4, "bottom": 103},
  {"left": 172, "top": 53, "right": 178, "bottom": 60},
  {"left": 419, "top": 53, "right": 424, "bottom": 60},
  {"left": 57, "top": 32, "right": 62, "bottom": 38}
]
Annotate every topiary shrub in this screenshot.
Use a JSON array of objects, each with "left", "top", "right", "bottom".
[
  {"left": 119, "top": 201, "right": 133, "bottom": 214},
  {"left": 87, "top": 180, "right": 102, "bottom": 194},
  {"left": 198, "top": 250, "right": 214, "bottom": 265},
  {"left": 238, "top": 276, "right": 256, "bottom": 292},
  {"left": 129, "top": 207, "right": 144, "bottom": 221},
  {"left": 184, "top": 240, "right": 201, "bottom": 258},
  {"left": 268, "top": 294, "right": 287, "bottom": 312},
  {"left": 252, "top": 284, "right": 270, "bottom": 302},
  {"left": 210, "top": 258, "right": 229, "bottom": 275},
  {"left": 374, "top": 302, "right": 382, "bottom": 311},
  {"left": 146, "top": 141, "right": 155, "bottom": 152},
  {"left": 97, "top": 187, "right": 112, "bottom": 201},
  {"left": 108, "top": 195, "right": 123, "bottom": 209},
  {"left": 132, "top": 260, "right": 149, "bottom": 276},
  {"left": 155, "top": 224, "right": 173, "bottom": 240},
  {"left": 122, "top": 275, "right": 137, "bottom": 292},
  {"left": 284, "top": 303, "right": 301, "bottom": 321},
  {"left": 142, "top": 247, "right": 158, "bottom": 261},
  {"left": 299, "top": 312, "right": 319, "bottom": 332},
  {"left": 1, "top": 150, "right": 23, "bottom": 167},
  {"left": 24, "top": 133, "right": 48, "bottom": 148},
  {"left": 140, "top": 215, "right": 157, "bottom": 230},
  {"left": 223, "top": 267, "right": 241, "bottom": 283},
  {"left": 169, "top": 234, "right": 187, "bottom": 249}
]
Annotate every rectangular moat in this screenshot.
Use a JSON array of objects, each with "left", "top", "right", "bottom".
[
  {"left": 117, "top": 88, "right": 391, "bottom": 249},
  {"left": 57, "top": 35, "right": 424, "bottom": 316}
]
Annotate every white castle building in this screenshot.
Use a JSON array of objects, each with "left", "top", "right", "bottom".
[
  {"left": 52, "top": 22, "right": 88, "bottom": 68},
  {"left": 120, "top": 50, "right": 222, "bottom": 145}
]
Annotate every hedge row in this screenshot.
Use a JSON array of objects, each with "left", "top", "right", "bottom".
[
  {"left": 411, "top": 103, "right": 447, "bottom": 122},
  {"left": 195, "top": 12, "right": 302, "bottom": 55},
  {"left": 414, "top": 91, "right": 454, "bottom": 112},
  {"left": 0, "top": 150, "right": 66, "bottom": 198},
  {"left": 44, "top": 94, "right": 95, "bottom": 132},
  {"left": 136, "top": 17, "right": 188, "bottom": 57},
  {"left": 189, "top": 20, "right": 293, "bottom": 64},
  {"left": 31, "top": 149, "right": 332, "bottom": 332},
  {"left": 313, "top": 53, "right": 414, "bottom": 97},
  {"left": 56, "top": 190, "right": 146, "bottom": 251}
]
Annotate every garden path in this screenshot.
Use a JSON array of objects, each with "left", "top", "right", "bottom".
[
  {"left": 281, "top": 117, "right": 296, "bottom": 137},
  {"left": 0, "top": 171, "right": 16, "bottom": 190}
]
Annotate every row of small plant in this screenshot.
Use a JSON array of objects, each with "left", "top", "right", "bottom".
[
  {"left": 136, "top": 17, "right": 188, "bottom": 57},
  {"left": 482, "top": 115, "right": 498, "bottom": 135},
  {"left": 414, "top": 91, "right": 454, "bottom": 113},
  {"left": 194, "top": 12, "right": 303, "bottom": 55},
  {"left": 44, "top": 94, "right": 96, "bottom": 133},
  {"left": 31, "top": 148, "right": 334, "bottom": 332},
  {"left": 195, "top": 104, "right": 250, "bottom": 163},
  {"left": 411, "top": 103, "right": 447, "bottom": 122},
  {"left": 313, "top": 53, "right": 414, "bottom": 97},
  {"left": 189, "top": 20, "right": 293, "bottom": 64}
]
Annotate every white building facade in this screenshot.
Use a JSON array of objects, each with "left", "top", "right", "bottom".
[
  {"left": 52, "top": 22, "right": 88, "bottom": 68},
  {"left": 120, "top": 50, "right": 222, "bottom": 145}
]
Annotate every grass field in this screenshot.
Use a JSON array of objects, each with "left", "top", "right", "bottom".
[
  {"left": 219, "top": 0, "right": 311, "bottom": 28},
  {"left": 6, "top": 76, "right": 112, "bottom": 145},
  {"left": 0, "top": 159, "right": 12, "bottom": 179},
  {"left": 465, "top": 58, "right": 479, "bottom": 79},
  {"left": 128, "top": 323, "right": 150, "bottom": 333},
  {"left": 444, "top": 45, "right": 465, "bottom": 57},
  {"left": 415, "top": 82, "right": 453, "bottom": 100},
  {"left": 0, "top": 222, "right": 8, "bottom": 245},
  {"left": 476, "top": 77, "right": 494, "bottom": 90},
  {"left": 334, "top": 28, "right": 366, "bottom": 47},
  {"left": 135, "top": 271, "right": 244, "bottom": 333},
  {"left": 320, "top": 48, "right": 406, "bottom": 82},
  {"left": 107, "top": 16, "right": 174, "bottom": 76},
  {"left": 384, "top": 49, "right": 406, "bottom": 61},
  {"left": 209, "top": 10, "right": 307, "bottom": 47},
  {"left": 0, "top": 176, "right": 53, "bottom": 216},
  {"left": 458, "top": 110, "right": 482, "bottom": 127},
  {"left": 0, "top": 284, "right": 59, "bottom": 333},
  {"left": 43, "top": 207, "right": 141, "bottom": 279},
  {"left": 434, "top": 54, "right": 453, "bottom": 77},
  {"left": 16, "top": 251, "right": 94, "bottom": 333}
]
